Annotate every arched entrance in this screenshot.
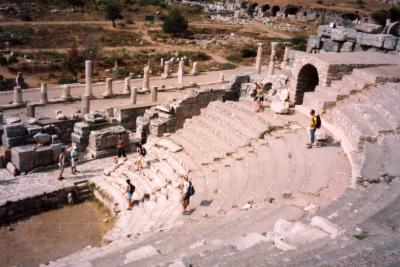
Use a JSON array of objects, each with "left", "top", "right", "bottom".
[
  {"left": 295, "top": 64, "right": 319, "bottom": 104},
  {"left": 271, "top": 5, "right": 280, "bottom": 17}
]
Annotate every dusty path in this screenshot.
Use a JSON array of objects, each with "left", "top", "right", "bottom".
[{"left": 0, "top": 201, "right": 113, "bottom": 267}]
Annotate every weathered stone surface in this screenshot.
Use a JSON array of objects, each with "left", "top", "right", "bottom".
[
  {"left": 270, "top": 101, "right": 290, "bottom": 114},
  {"left": 355, "top": 23, "right": 383, "bottom": 34},
  {"left": 33, "top": 132, "right": 51, "bottom": 145},
  {"left": 330, "top": 28, "right": 348, "bottom": 42},
  {"left": 6, "top": 162, "right": 17, "bottom": 176},
  {"left": 383, "top": 35, "right": 398, "bottom": 50},
  {"left": 124, "top": 245, "right": 159, "bottom": 264},
  {"left": 340, "top": 41, "right": 355, "bottom": 52},
  {"left": 88, "top": 125, "right": 128, "bottom": 152},
  {"left": 234, "top": 233, "right": 269, "bottom": 250},
  {"left": 317, "top": 25, "right": 332, "bottom": 37},
  {"left": 356, "top": 33, "right": 386, "bottom": 48},
  {"left": 278, "top": 89, "right": 290, "bottom": 101},
  {"left": 26, "top": 125, "right": 43, "bottom": 136},
  {"left": 310, "top": 216, "right": 341, "bottom": 238},
  {"left": 322, "top": 39, "right": 340, "bottom": 52},
  {"left": 34, "top": 146, "right": 53, "bottom": 167},
  {"left": 2, "top": 135, "right": 27, "bottom": 148},
  {"left": 3, "top": 123, "right": 26, "bottom": 138},
  {"left": 307, "top": 35, "right": 321, "bottom": 49},
  {"left": 11, "top": 145, "right": 35, "bottom": 172}
]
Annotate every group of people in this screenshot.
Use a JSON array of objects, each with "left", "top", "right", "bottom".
[
  {"left": 117, "top": 137, "right": 195, "bottom": 213},
  {"left": 58, "top": 145, "right": 79, "bottom": 180}
]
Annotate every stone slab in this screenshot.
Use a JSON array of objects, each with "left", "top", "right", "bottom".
[
  {"left": 34, "top": 146, "right": 54, "bottom": 167},
  {"left": 2, "top": 135, "right": 27, "bottom": 148},
  {"left": 3, "top": 123, "right": 26, "bottom": 138},
  {"left": 11, "top": 145, "right": 35, "bottom": 172}
]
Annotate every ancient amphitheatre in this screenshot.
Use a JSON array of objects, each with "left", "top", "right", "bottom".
[{"left": 0, "top": 0, "right": 400, "bottom": 266}]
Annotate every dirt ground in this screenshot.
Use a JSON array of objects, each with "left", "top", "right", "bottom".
[{"left": 0, "top": 201, "right": 114, "bottom": 267}]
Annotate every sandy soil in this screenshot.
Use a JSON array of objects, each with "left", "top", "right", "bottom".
[{"left": 0, "top": 201, "right": 114, "bottom": 267}]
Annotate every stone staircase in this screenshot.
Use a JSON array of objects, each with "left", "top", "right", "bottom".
[
  {"left": 48, "top": 98, "right": 352, "bottom": 266},
  {"left": 302, "top": 65, "right": 400, "bottom": 114},
  {"left": 73, "top": 180, "right": 93, "bottom": 202}
]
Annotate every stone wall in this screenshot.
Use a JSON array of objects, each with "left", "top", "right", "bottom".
[
  {"left": 0, "top": 186, "right": 76, "bottom": 225},
  {"left": 307, "top": 24, "right": 400, "bottom": 53},
  {"left": 114, "top": 103, "right": 156, "bottom": 131},
  {"left": 135, "top": 75, "right": 248, "bottom": 138}
]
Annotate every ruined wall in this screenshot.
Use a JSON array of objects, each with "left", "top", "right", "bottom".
[{"left": 308, "top": 24, "right": 400, "bottom": 53}]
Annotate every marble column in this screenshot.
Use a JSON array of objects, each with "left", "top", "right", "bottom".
[
  {"left": 191, "top": 62, "right": 199, "bottom": 75},
  {"left": 281, "top": 43, "right": 292, "bottom": 69},
  {"left": 82, "top": 94, "right": 90, "bottom": 114},
  {"left": 255, "top": 43, "right": 263, "bottom": 74},
  {"left": 61, "top": 85, "right": 72, "bottom": 100},
  {"left": 85, "top": 60, "right": 93, "bottom": 97},
  {"left": 151, "top": 86, "right": 158, "bottom": 103},
  {"left": 268, "top": 42, "right": 278, "bottom": 76},
  {"left": 123, "top": 77, "right": 131, "bottom": 94},
  {"left": 40, "top": 82, "right": 48, "bottom": 104},
  {"left": 177, "top": 59, "right": 184, "bottom": 88},
  {"left": 162, "top": 62, "right": 171, "bottom": 79},
  {"left": 26, "top": 104, "right": 35, "bottom": 118},
  {"left": 13, "top": 86, "right": 23, "bottom": 105},
  {"left": 142, "top": 66, "right": 150, "bottom": 91},
  {"left": 220, "top": 73, "right": 225, "bottom": 82},
  {"left": 130, "top": 87, "right": 137, "bottom": 104},
  {"left": 103, "top": 78, "right": 113, "bottom": 97}
]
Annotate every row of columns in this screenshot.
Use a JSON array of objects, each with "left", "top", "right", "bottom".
[{"left": 255, "top": 42, "right": 292, "bottom": 76}]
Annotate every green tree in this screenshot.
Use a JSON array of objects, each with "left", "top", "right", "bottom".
[
  {"left": 104, "top": 2, "right": 123, "bottom": 27},
  {"left": 162, "top": 8, "right": 188, "bottom": 35},
  {"left": 63, "top": 45, "right": 84, "bottom": 82}
]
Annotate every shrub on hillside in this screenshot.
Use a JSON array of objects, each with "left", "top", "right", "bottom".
[
  {"left": 241, "top": 47, "right": 257, "bottom": 58},
  {"left": 162, "top": 9, "right": 188, "bottom": 35},
  {"left": 291, "top": 35, "right": 307, "bottom": 51},
  {"left": 104, "top": 1, "right": 123, "bottom": 27}
]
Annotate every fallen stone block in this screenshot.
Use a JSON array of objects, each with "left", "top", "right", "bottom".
[
  {"left": 2, "top": 135, "right": 27, "bottom": 148},
  {"left": 124, "top": 245, "right": 160, "bottom": 264},
  {"left": 3, "top": 123, "right": 26, "bottom": 138},
  {"left": 270, "top": 101, "right": 290, "bottom": 114},
  {"left": 273, "top": 219, "right": 294, "bottom": 236},
  {"left": 5, "top": 117, "right": 21, "bottom": 124},
  {"left": 310, "top": 216, "right": 341, "bottom": 238},
  {"left": 322, "top": 39, "right": 340, "bottom": 52},
  {"left": 26, "top": 125, "right": 43, "bottom": 136},
  {"left": 307, "top": 35, "right": 321, "bottom": 49},
  {"left": 11, "top": 145, "right": 35, "bottom": 172},
  {"left": 234, "top": 233, "right": 269, "bottom": 250},
  {"left": 273, "top": 237, "right": 296, "bottom": 251},
  {"left": 330, "top": 28, "right": 348, "bottom": 42},
  {"left": 34, "top": 146, "right": 54, "bottom": 167},
  {"left": 383, "top": 35, "right": 398, "bottom": 50},
  {"left": 355, "top": 23, "right": 383, "bottom": 34},
  {"left": 357, "top": 33, "right": 386, "bottom": 48},
  {"left": 286, "top": 225, "right": 329, "bottom": 245},
  {"left": 33, "top": 132, "right": 51, "bottom": 145},
  {"left": 340, "top": 41, "right": 355, "bottom": 52}
]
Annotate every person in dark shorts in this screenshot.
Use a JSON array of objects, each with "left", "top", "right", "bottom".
[
  {"left": 116, "top": 136, "right": 127, "bottom": 159},
  {"left": 254, "top": 83, "right": 264, "bottom": 113},
  {"left": 57, "top": 147, "right": 68, "bottom": 180},
  {"left": 179, "top": 175, "right": 193, "bottom": 214},
  {"left": 124, "top": 179, "right": 135, "bottom": 210}
]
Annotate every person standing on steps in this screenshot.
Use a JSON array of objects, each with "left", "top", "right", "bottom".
[
  {"left": 124, "top": 179, "right": 135, "bottom": 210},
  {"left": 135, "top": 143, "right": 146, "bottom": 173},
  {"left": 254, "top": 83, "right": 264, "bottom": 113},
  {"left": 179, "top": 175, "right": 195, "bottom": 214},
  {"left": 116, "top": 136, "right": 127, "bottom": 160},
  {"left": 57, "top": 147, "right": 68, "bottom": 180},
  {"left": 70, "top": 145, "right": 80, "bottom": 174},
  {"left": 307, "top": 109, "right": 321, "bottom": 149}
]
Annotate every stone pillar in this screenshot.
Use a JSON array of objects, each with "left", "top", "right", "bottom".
[
  {"left": 281, "top": 43, "right": 292, "bottom": 69},
  {"left": 142, "top": 66, "right": 150, "bottom": 91},
  {"left": 151, "top": 86, "right": 158, "bottom": 103},
  {"left": 81, "top": 94, "right": 90, "bottom": 114},
  {"left": 113, "top": 60, "right": 118, "bottom": 71},
  {"left": 103, "top": 78, "right": 113, "bottom": 97},
  {"left": 191, "top": 62, "right": 198, "bottom": 75},
  {"left": 255, "top": 43, "right": 263, "bottom": 74},
  {"left": 268, "top": 42, "right": 278, "bottom": 76},
  {"left": 162, "top": 62, "right": 171, "bottom": 79},
  {"left": 160, "top": 58, "right": 164, "bottom": 67},
  {"left": 26, "top": 104, "right": 35, "bottom": 118},
  {"left": 130, "top": 87, "right": 137, "bottom": 104},
  {"left": 13, "top": 86, "right": 23, "bottom": 105},
  {"left": 85, "top": 60, "right": 93, "bottom": 97},
  {"left": 123, "top": 77, "right": 131, "bottom": 94},
  {"left": 61, "top": 85, "right": 72, "bottom": 100},
  {"left": 40, "top": 82, "right": 48, "bottom": 104},
  {"left": 177, "top": 59, "right": 184, "bottom": 88},
  {"left": 220, "top": 73, "right": 225, "bottom": 82},
  {"left": 129, "top": 73, "right": 134, "bottom": 79}
]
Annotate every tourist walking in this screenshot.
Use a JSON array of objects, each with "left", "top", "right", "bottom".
[
  {"left": 307, "top": 109, "right": 321, "bottom": 149},
  {"left": 70, "top": 145, "right": 79, "bottom": 174},
  {"left": 254, "top": 83, "right": 264, "bottom": 113},
  {"left": 124, "top": 179, "right": 135, "bottom": 210},
  {"left": 116, "top": 136, "right": 127, "bottom": 159},
  {"left": 57, "top": 147, "right": 68, "bottom": 180},
  {"left": 179, "top": 175, "right": 195, "bottom": 214}
]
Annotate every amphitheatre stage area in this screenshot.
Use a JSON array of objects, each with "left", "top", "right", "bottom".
[{"left": 1, "top": 0, "right": 400, "bottom": 266}]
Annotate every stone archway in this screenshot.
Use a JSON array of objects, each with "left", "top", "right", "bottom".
[
  {"left": 271, "top": 5, "right": 280, "bottom": 17},
  {"left": 295, "top": 64, "right": 319, "bottom": 104}
]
